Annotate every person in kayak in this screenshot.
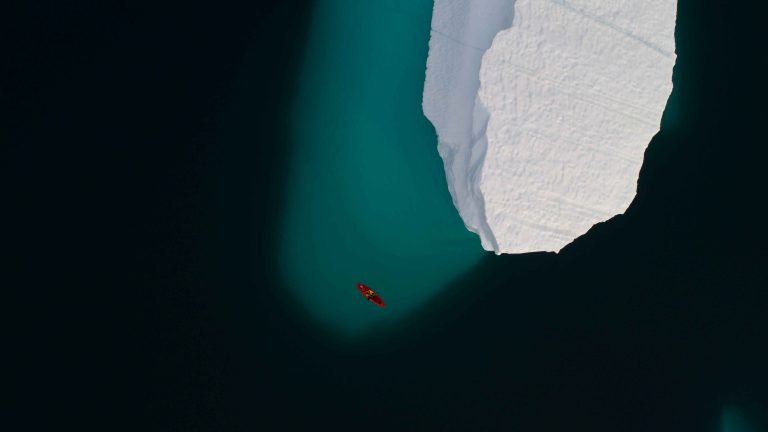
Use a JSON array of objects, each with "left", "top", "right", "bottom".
[{"left": 357, "top": 283, "right": 386, "bottom": 307}]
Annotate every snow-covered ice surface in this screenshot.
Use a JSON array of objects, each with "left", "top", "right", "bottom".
[{"left": 423, "top": 0, "right": 677, "bottom": 254}]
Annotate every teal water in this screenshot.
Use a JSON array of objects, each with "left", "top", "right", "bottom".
[
  {"left": 722, "top": 407, "right": 755, "bottom": 432},
  {"left": 280, "top": 0, "right": 486, "bottom": 337}
]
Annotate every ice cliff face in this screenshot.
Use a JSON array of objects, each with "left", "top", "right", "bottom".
[{"left": 423, "top": 0, "right": 677, "bottom": 254}]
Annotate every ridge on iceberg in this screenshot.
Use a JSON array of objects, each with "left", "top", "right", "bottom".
[{"left": 423, "top": 0, "right": 677, "bottom": 254}]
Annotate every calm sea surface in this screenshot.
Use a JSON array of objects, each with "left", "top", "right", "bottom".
[
  {"left": 260, "top": 0, "right": 767, "bottom": 429},
  {"left": 279, "top": 0, "right": 485, "bottom": 337},
  {"left": 13, "top": 0, "right": 767, "bottom": 429}
]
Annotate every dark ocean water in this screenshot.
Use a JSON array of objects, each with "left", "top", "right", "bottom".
[{"left": 8, "top": 0, "right": 767, "bottom": 430}]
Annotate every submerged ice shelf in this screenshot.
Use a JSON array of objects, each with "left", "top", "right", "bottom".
[{"left": 423, "top": 0, "right": 677, "bottom": 254}]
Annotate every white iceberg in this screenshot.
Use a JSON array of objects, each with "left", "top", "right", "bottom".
[{"left": 423, "top": 0, "right": 677, "bottom": 254}]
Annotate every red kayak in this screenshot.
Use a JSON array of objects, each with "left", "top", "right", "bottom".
[{"left": 357, "top": 283, "right": 386, "bottom": 307}]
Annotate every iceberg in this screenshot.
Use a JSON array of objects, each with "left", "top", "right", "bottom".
[{"left": 423, "top": 0, "right": 677, "bottom": 254}]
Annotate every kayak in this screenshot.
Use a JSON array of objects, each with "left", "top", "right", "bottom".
[{"left": 357, "top": 283, "right": 386, "bottom": 307}]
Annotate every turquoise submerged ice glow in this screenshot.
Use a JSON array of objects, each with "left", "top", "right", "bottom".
[
  {"left": 280, "top": 0, "right": 486, "bottom": 337},
  {"left": 721, "top": 406, "right": 755, "bottom": 432}
]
